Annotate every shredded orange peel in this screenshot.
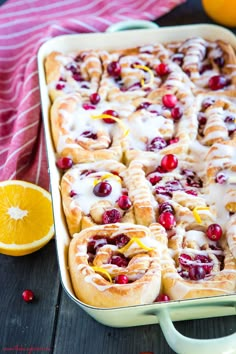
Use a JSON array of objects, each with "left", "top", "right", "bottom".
[
  {"left": 133, "top": 64, "right": 154, "bottom": 88},
  {"left": 193, "top": 206, "right": 210, "bottom": 224},
  {"left": 91, "top": 266, "right": 112, "bottom": 282},
  {"left": 93, "top": 173, "right": 121, "bottom": 186},
  {"left": 118, "top": 237, "right": 154, "bottom": 254},
  {"left": 91, "top": 114, "right": 129, "bottom": 137}
]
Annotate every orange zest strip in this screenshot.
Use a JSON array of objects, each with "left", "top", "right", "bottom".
[
  {"left": 91, "top": 266, "right": 112, "bottom": 282},
  {"left": 118, "top": 237, "right": 154, "bottom": 254},
  {"left": 193, "top": 206, "right": 210, "bottom": 224},
  {"left": 91, "top": 114, "right": 129, "bottom": 137},
  {"left": 133, "top": 64, "right": 154, "bottom": 88}
]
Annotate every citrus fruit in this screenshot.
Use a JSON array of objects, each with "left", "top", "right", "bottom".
[
  {"left": 0, "top": 180, "right": 54, "bottom": 256},
  {"left": 202, "top": 0, "right": 236, "bottom": 27}
]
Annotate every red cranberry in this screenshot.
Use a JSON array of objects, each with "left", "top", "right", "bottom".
[
  {"left": 171, "top": 106, "right": 183, "bottom": 121},
  {"left": 215, "top": 172, "right": 227, "bottom": 184},
  {"left": 102, "top": 109, "right": 119, "bottom": 124},
  {"left": 112, "top": 234, "right": 130, "bottom": 248},
  {"left": 82, "top": 103, "right": 96, "bottom": 110},
  {"left": 22, "top": 289, "right": 34, "bottom": 303},
  {"left": 102, "top": 209, "right": 121, "bottom": 224},
  {"left": 179, "top": 253, "right": 192, "bottom": 267},
  {"left": 107, "top": 61, "right": 121, "bottom": 77},
  {"left": 89, "top": 92, "right": 100, "bottom": 105},
  {"left": 136, "top": 101, "right": 151, "bottom": 110},
  {"left": 69, "top": 190, "right": 77, "bottom": 197},
  {"left": 114, "top": 274, "right": 129, "bottom": 284},
  {"left": 160, "top": 154, "right": 178, "bottom": 172},
  {"left": 93, "top": 181, "right": 112, "bottom": 197},
  {"left": 162, "top": 94, "right": 177, "bottom": 108},
  {"left": 189, "top": 266, "right": 206, "bottom": 280},
  {"left": 206, "top": 224, "right": 223, "bottom": 241},
  {"left": 155, "top": 63, "right": 170, "bottom": 76},
  {"left": 155, "top": 294, "right": 170, "bottom": 302},
  {"left": 208, "top": 75, "right": 228, "bottom": 90},
  {"left": 158, "top": 211, "right": 176, "bottom": 230},
  {"left": 148, "top": 174, "right": 162, "bottom": 185},
  {"left": 111, "top": 255, "right": 129, "bottom": 267},
  {"left": 195, "top": 255, "right": 213, "bottom": 274},
  {"left": 56, "top": 82, "right": 65, "bottom": 90},
  {"left": 146, "top": 137, "right": 167, "bottom": 151},
  {"left": 117, "top": 195, "right": 132, "bottom": 210},
  {"left": 159, "top": 202, "right": 175, "bottom": 215},
  {"left": 56, "top": 157, "right": 73, "bottom": 170}
]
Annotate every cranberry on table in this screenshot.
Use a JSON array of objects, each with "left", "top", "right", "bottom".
[
  {"left": 107, "top": 61, "right": 121, "bottom": 77},
  {"left": 117, "top": 195, "right": 132, "bottom": 210},
  {"left": 206, "top": 223, "right": 223, "bottom": 241},
  {"left": 93, "top": 181, "right": 112, "bottom": 197},
  {"left": 22, "top": 289, "right": 35, "bottom": 303},
  {"left": 56, "top": 157, "right": 73, "bottom": 170},
  {"left": 162, "top": 94, "right": 177, "bottom": 108},
  {"left": 114, "top": 274, "right": 129, "bottom": 284},
  {"left": 160, "top": 154, "right": 178, "bottom": 172},
  {"left": 158, "top": 211, "right": 176, "bottom": 230}
]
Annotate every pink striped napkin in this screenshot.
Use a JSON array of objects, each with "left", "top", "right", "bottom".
[{"left": 0, "top": 0, "right": 185, "bottom": 190}]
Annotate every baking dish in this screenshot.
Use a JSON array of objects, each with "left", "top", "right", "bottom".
[{"left": 37, "top": 22, "right": 236, "bottom": 354}]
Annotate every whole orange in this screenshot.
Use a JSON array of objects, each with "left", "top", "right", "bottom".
[{"left": 202, "top": 0, "right": 236, "bottom": 27}]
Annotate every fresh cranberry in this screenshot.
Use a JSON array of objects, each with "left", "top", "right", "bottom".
[
  {"left": 117, "top": 195, "right": 132, "bottom": 210},
  {"left": 89, "top": 92, "right": 100, "bottom": 105},
  {"left": 206, "top": 224, "right": 223, "bottom": 241},
  {"left": 56, "top": 157, "right": 73, "bottom": 170},
  {"left": 179, "top": 254, "right": 192, "bottom": 267},
  {"left": 146, "top": 137, "right": 167, "bottom": 151},
  {"left": 195, "top": 255, "right": 213, "bottom": 274},
  {"left": 80, "top": 131, "right": 97, "bottom": 139},
  {"left": 111, "top": 255, "right": 129, "bottom": 268},
  {"left": 136, "top": 102, "right": 151, "bottom": 110},
  {"left": 172, "top": 53, "right": 184, "bottom": 65},
  {"left": 214, "top": 57, "right": 224, "bottom": 67},
  {"left": 22, "top": 289, "right": 34, "bottom": 303},
  {"left": 102, "top": 209, "right": 121, "bottom": 224},
  {"left": 171, "top": 106, "right": 183, "bottom": 121},
  {"left": 107, "top": 61, "right": 121, "bottom": 78},
  {"left": 102, "top": 109, "right": 119, "bottom": 124},
  {"left": 215, "top": 172, "right": 227, "bottom": 184},
  {"left": 114, "top": 274, "right": 129, "bottom": 284},
  {"left": 93, "top": 181, "right": 112, "bottom": 197},
  {"left": 112, "top": 234, "right": 130, "bottom": 248},
  {"left": 189, "top": 266, "right": 206, "bottom": 280},
  {"left": 160, "top": 154, "right": 178, "bottom": 172},
  {"left": 56, "top": 82, "right": 65, "bottom": 90},
  {"left": 72, "top": 72, "right": 83, "bottom": 81},
  {"left": 148, "top": 174, "right": 162, "bottom": 185},
  {"left": 208, "top": 75, "right": 228, "bottom": 90},
  {"left": 155, "top": 63, "right": 170, "bottom": 76},
  {"left": 158, "top": 211, "right": 176, "bottom": 230},
  {"left": 69, "top": 190, "right": 77, "bottom": 197},
  {"left": 159, "top": 202, "right": 175, "bottom": 215},
  {"left": 82, "top": 103, "right": 96, "bottom": 110},
  {"left": 155, "top": 294, "right": 170, "bottom": 302},
  {"left": 162, "top": 94, "right": 177, "bottom": 108}
]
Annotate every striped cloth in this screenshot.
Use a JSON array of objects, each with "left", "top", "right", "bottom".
[{"left": 0, "top": 0, "right": 185, "bottom": 190}]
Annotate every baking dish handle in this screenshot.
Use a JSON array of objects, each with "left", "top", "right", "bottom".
[
  {"left": 157, "top": 307, "right": 236, "bottom": 354},
  {"left": 106, "top": 20, "right": 159, "bottom": 33}
]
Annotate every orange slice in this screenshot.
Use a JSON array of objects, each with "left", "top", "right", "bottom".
[{"left": 0, "top": 180, "right": 54, "bottom": 256}]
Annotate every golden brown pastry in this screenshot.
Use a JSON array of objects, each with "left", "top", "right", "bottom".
[{"left": 68, "top": 223, "right": 163, "bottom": 307}]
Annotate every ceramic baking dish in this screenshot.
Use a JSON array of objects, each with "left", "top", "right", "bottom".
[{"left": 37, "top": 22, "right": 236, "bottom": 354}]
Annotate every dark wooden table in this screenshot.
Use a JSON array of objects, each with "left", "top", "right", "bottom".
[{"left": 0, "top": 1, "right": 236, "bottom": 353}]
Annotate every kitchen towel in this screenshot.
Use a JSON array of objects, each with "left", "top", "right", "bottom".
[{"left": 0, "top": 0, "right": 185, "bottom": 190}]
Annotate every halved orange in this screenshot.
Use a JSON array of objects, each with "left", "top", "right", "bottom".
[
  {"left": 202, "top": 0, "right": 236, "bottom": 27},
  {"left": 0, "top": 180, "right": 54, "bottom": 256}
]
